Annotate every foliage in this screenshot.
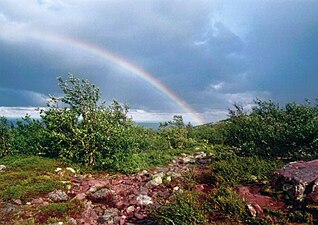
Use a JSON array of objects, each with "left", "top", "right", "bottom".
[
  {"left": 11, "top": 115, "right": 49, "bottom": 156},
  {"left": 152, "top": 191, "right": 207, "bottom": 225},
  {"left": 223, "top": 99, "right": 318, "bottom": 160},
  {"left": 211, "top": 155, "right": 282, "bottom": 186},
  {"left": 0, "top": 116, "right": 13, "bottom": 157},
  {"left": 188, "top": 122, "right": 225, "bottom": 145},
  {"left": 40, "top": 74, "right": 138, "bottom": 167},
  {"left": 208, "top": 186, "right": 248, "bottom": 221},
  {"left": 159, "top": 115, "right": 195, "bottom": 149}
]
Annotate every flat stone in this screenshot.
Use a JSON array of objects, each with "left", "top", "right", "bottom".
[
  {"left": 48, "top": 190, "right": 69, "bottom": 202},
  {"left": 271, "top": 159, "right": 318, "bottom": 201}
]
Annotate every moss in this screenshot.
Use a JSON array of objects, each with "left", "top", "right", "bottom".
[{"left": 0, "top": 156, "right": 66, "bottom": 201}]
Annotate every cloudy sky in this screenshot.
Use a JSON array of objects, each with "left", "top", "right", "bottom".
[{"left": 0, "top": 0, "right": 318, "bottom": 124}]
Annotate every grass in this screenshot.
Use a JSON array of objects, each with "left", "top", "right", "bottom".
[
  {"left": 104, "top": 146, "right": 214, "bottom": 174},
  {"left": 0, "top": 155, "right": 68, "bottom": 201},
  {"left": 152, "top": 191, "right": 208, "bottom": 225}
]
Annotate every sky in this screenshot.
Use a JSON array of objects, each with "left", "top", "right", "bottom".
[{"left": 0, "top": 0, "right": 318, "bottom": 124}]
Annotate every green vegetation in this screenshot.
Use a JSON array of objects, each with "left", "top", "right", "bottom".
[
  {"left": 1, "top": 74, "right": 318, "bottom": 224},
  {"left": 0, "top": 155, "right": 67, "bottom": 201},
  {"left": 223, "top": 100, "right": 318, "bottom": 160}
]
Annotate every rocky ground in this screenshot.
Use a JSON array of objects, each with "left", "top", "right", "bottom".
[
  {"left": 2, "top": 153, "right": 318, "bottom": 224},
  {"left": 1, "top": 152, "right": 213, "bottom": 225}
]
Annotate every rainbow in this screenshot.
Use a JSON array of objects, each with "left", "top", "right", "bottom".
[{"left": 27, "top": 32, "right": 205, "bottom": 125}]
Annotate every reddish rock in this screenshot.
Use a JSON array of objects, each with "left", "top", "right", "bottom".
[
  {"left": 88, "top": 188, "right": 115, "bottom": 206},
  {"left": 236, "top": 186, "right": 285, "bottom": 218},
  {"left": 271, "top": 159, "right": 318, "bottom": 201}
]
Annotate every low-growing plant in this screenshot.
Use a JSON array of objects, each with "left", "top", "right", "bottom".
[
  {"left": 211, "top": 156, "right": 282, "bottom": 186},
  {"left": 0, "top": 156, "right": 67, "bottom": 201},
  {"left": 152, "top": 191, "right": 207, "bottom": 225}
]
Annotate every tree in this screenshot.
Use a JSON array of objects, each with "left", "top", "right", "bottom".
[
  {"left": 159, "top": 115, "right": 194, "bottom": 149},
  {"left": 41, "top": 74, "right": 134, "bottom": 166}
]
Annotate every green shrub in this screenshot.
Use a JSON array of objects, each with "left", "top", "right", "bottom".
[
  {"left": 40, "top": 74, "right": 143, "bottom": 167},
  {"left": 0, "top": 116, "right": 13, "bottom": 157},
  {"left": 11, "top": 116, "right": 49, "bottom": 156},
  {"left": 212, "top": 156, "right": 282, "bottom": 186},
  {"left": 223, "top": 100, "right": 318, "bottom": 160},
  {"left": 159, "top": 115, "right": 196, "bottom": 149},
  {"left": 188, "top": 122, "right": 225, "bottom": 145}
]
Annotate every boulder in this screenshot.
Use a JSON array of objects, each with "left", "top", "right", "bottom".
[{"left": 271, "top": 159, "right": 318, "bottom": 201}]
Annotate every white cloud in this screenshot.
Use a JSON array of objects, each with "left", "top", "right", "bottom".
[
  {"left": 210, "top": 82, "right": 225, "bottom": 91},
  {"left": 0, "top": 107, "right": 43, "bottom": 118}
]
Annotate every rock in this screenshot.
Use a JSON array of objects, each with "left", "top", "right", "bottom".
[
  {"left": 271, "top": 159, "right": 318, "bottom": 201},
  {"left": 67, "top": 218, "right": 77, "bottom": 225},
  {"left": 136, "top": 194, "right": 153, "bottom": 205},
  {"left": 246, "top": 204, "right": 257, "bottom": 217},
  {"left": 1, "top": 203, "right": 19, "bottom": 213},
  {"left": 152, "top": 172, "right": 165, "bottom": 179},
  {"left": 140, "top": 170, "right": 149, "bottom": 176},
  {"left": 134, "top": 212, "right": 145, "bottom": 220},
  {"left": 12, "top": 199, "right": 22, "bottom": 205},
  {"left": 0, "top": 165, "right": 6, "bottom": 172},
  {"left": 66, "top": 167, "right": 76, "bottom": 173},
  {"left": 55, "top": 167, "right": 62, "bottom": 173},
  {"left": 236, "top": 185, "right": 285, "bottom": 218},
  {"left": 31, "top": 198, "right": 49, "bottom": 206},
  {"left": 88, "top": 188, "right": 114, "bottom": 205},
  {"left": 165, "top": 176, "right": 172, "bottom": 183},
  {"left": 146, "top": 176, "right": 162, "bottom": 186},
  {"left": 74, "top": 193, "right": 86, "bottom": 201},
  {"left": 167, "top": 171, "right": 182, "bottom": 178},
  {"left": 98, "top": 208, "right": 119, "bottom": 224},
  {"left": 48, "top": 190, "right": 69, "bottom": 202},
  {"left": 194, "top": 152, "right": 207, "bottom": 159},
  {"left": 181, "top": 157, "right": 196, "bottom": 164}
]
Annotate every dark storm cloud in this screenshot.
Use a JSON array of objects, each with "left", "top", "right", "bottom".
[{"left": 0, "top": 0, "right": 317, "bottom": 123}]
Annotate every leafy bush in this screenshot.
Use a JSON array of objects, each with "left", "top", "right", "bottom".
[
  {"left": 223, "top": 100, "right": 318, "bottom": 160},
  {"left": 0, "top": 116, "right": 13, "bottom": 157},
  {"left": 188, "top": 122, "right": 225, "bottom": 145},
  {"left": 11, "top": 116, "right": 49, "bottom": 156},
  {"left": 40, "top": 74, "right": 140, "bottom": 167},
  {"left": 159, "top": 115, "right": 196, "bottom": 149}
]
